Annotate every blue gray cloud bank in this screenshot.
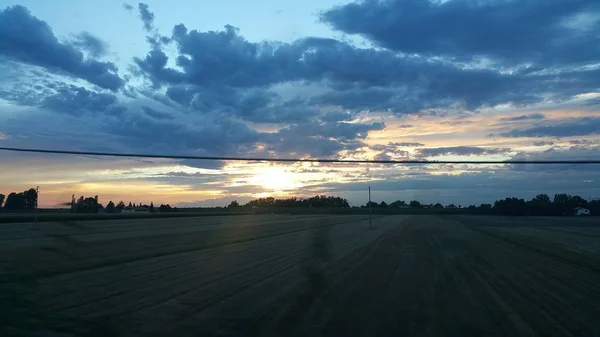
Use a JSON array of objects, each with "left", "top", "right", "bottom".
[{"left": 0, "top": 0, "right": 599, "bottom": 164}]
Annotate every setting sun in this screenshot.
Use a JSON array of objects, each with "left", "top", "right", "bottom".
[{"left": 248, "top": 167, "right": 301, "bottom": 191}]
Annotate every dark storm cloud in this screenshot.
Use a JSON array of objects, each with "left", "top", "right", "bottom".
[
  {"left": 0, "top": 6, "right": 124, "bottom": 91},
  {"left": 500, "top": 113, "right": 546, "bottom": 122},
  {"left": 500, "top": 117, "right": 600, "bottom": 138},
  {"left": 138, "top": 3, "right": 155, "bottom": 32},
  {"left": 322, "top": 0, "right": 600, "bottom": 67},
  {"left": 418, "top": 146, "right": 510, "bottom": 157},
  {"left": 71, "top": 32, "right": 108, "bottom": 58}
]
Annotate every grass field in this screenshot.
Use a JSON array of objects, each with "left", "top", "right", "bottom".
[
  {"left": 1, "top": 215, "right": 600, "bottom": 336},
  {"left": 0, "top": 207, "right": 482, "bottom": 224}
]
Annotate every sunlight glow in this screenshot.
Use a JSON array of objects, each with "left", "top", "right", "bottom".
[{"left": 248, "top": 167, "right": 302, "bottom": 191}]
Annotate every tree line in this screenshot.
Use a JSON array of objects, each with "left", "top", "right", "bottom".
[
  {"left": 0, "top": 188, "right": 38, "bottom": 210},
  {"left": 0, "top": 189, "right": 174, "bottom": 213},
  {"left": 69, "top": 195, "right": 175, "bottom": 213},
  {"left": 1, "top": 188, "right": 597, "bottom": 216},
  {"left": 359, "top": 193, "right": 598, "bottom": 216},
  {"left": 229, "top": 195, "right": 351, "bottom": 208},
  {"left": 230, "top": 193, "right": 597, "bottom": 216}
]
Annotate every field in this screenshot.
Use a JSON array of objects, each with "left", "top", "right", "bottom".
[{"left": 1, "top": 215, "right": 600, "bottom": 336}]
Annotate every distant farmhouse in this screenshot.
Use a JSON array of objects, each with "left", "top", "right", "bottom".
[{"left": 574, "top": 207, "right": 590, "bottom": 216}]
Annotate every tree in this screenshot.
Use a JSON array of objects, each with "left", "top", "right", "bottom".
[
  {"left": 379, "top": 201, "right": 388, "bottom": 208},
  {"left": 494, "top": 197, "right": 527, "bottom": 216},
  {"left": 4, "top": 192, "right": 25, "bottom": 210},
  {"left": 117, "top": 201, "right": 125, "bottom": 211},
  {"left": 71, "top": 195, "right": 102, "bottom": 213},
  {"left": 528, "top": 194, "right": 552, "bottom": 215},
  {"left": 3, "top": 188, "right": 37, "bottom": 210},
  {"left": 106, "top": 201, "right": 116, "bottom": 213},
  {"left": 159, "top": 204, "right": 173, "bottom": 212},
  {"left": 0, "top": 193, "right": 4, "bottom": 208},
  {"left": 389, "top": 200, "right": 406, "bottom": 208},
  {"left": 409, "top": 200, "right": 421, "bottom": 208},
  {"left": 23, "top": 188, "right": 37, "bottom": 210},
  {"left": 128, "top": 202, "right": 133, "bottom": 208},
  {"left": 150, "top": 202, "right": 154, "bottom": 212},
  {"left": 433, "top": 203, "right": 444, "bottom": 209},
  {"left": 228, "top": 200, "right": 240, "bottom": 208}
]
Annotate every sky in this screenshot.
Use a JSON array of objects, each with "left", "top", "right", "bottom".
[{"left": 0, "top": 0, "right": 599, "bottom": 207}]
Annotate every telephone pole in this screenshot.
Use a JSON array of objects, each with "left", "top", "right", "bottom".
[
  {"left": 34, "top": 186, "right": 39, "bottom": 229},
  {"left": 368, "top": 186, "right": 372, "bottom": 229}
]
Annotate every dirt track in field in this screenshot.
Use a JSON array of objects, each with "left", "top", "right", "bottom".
[{"left": 2, "top": 215, "right": 600, "bottom": 336}]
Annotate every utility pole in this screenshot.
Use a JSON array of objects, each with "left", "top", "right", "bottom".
[
  {"left": 34, "top": 185, "right": 39, "bottom": 229},
  {"left": 368, "top": 186, "right": 372, "bottom": 229}
]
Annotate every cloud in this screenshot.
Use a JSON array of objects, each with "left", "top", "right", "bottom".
[
  {"left": 141, "top": 105, "right": 174, "bottom": 120},
  {"left": 570, "top": 139, "right": 600, "bottom": 145},
  {"left": 123, "top": 3, "right": 134, "bottom": 11},
  {"left": 533, "top": 141, "right": 555, "bottom": 146},
  {"left": 71, "top": 32, "right": 108, "bottom": 58},
  {"left": 138, "top": 3, "right": 155, "bottom": 32},
  {"left": 510, "top": 146, "right": 600, "bottom": 172},
  {"left": 500, "top": 113, "right": 546, "bottom": 122},
  {"left": 584, "top": 97, "right": 600, "bottom": 106},
  {"left": 392, "top": 142, "right": 425, "bottom": 147},
  {"left": 319, "top": 111, "right": 356, "bottom": 122},
  {"left": 0, "top": 6, "right": 124, "bottom": 91},
  {"left": 322, "top": 0, "right": 600, "bottom": 67},
  {"left": 262, "top": 121, "right": 386, "bottom": 157},
  {"left": 134, "top": 21, "right": 600, "bottom": 117},
  {"left": 418, "top": 146, "right": 510, "bottom": 157},
  {"left": 0, "top": 82, "right": 126, "bottom": 116},
  {"left": 500, "top": 117, "right": 600, "bottom": 138}
]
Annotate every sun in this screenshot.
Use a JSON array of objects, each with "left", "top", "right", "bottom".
[{"left": 249, "top": 167, "right": 300, "bottom": 191}]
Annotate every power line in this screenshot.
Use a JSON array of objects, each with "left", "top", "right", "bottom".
[{"left": 1, "top": 146, "right": 600, "bottom": 165}]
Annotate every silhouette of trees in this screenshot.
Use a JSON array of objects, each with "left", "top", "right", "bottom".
[
  {"left": 0, "top": 193, "right": 4, "bottom": 209},
  {"left": 409, "top": 200, "right": 422, "bottom": 208},
  {"left": 244, "top": 195, "right": 350, "bottom": 208},
  {"left": 3, "top": 188, "right": 37, "bottom": 210},
  {"left": 389, "top": 200, "right": 407, "bottom": 208},
  {"left": 159, "top": 204, "right": 174, "bottom": 212},
  {"left": 106, "top": 201, "right": 116, "bottom": 213},
  {"left": 71, "top": 195, "right": 101, "bottom": 213},
  {"left": 228, "top": 200, "right": 240, "bottom": 208}
]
